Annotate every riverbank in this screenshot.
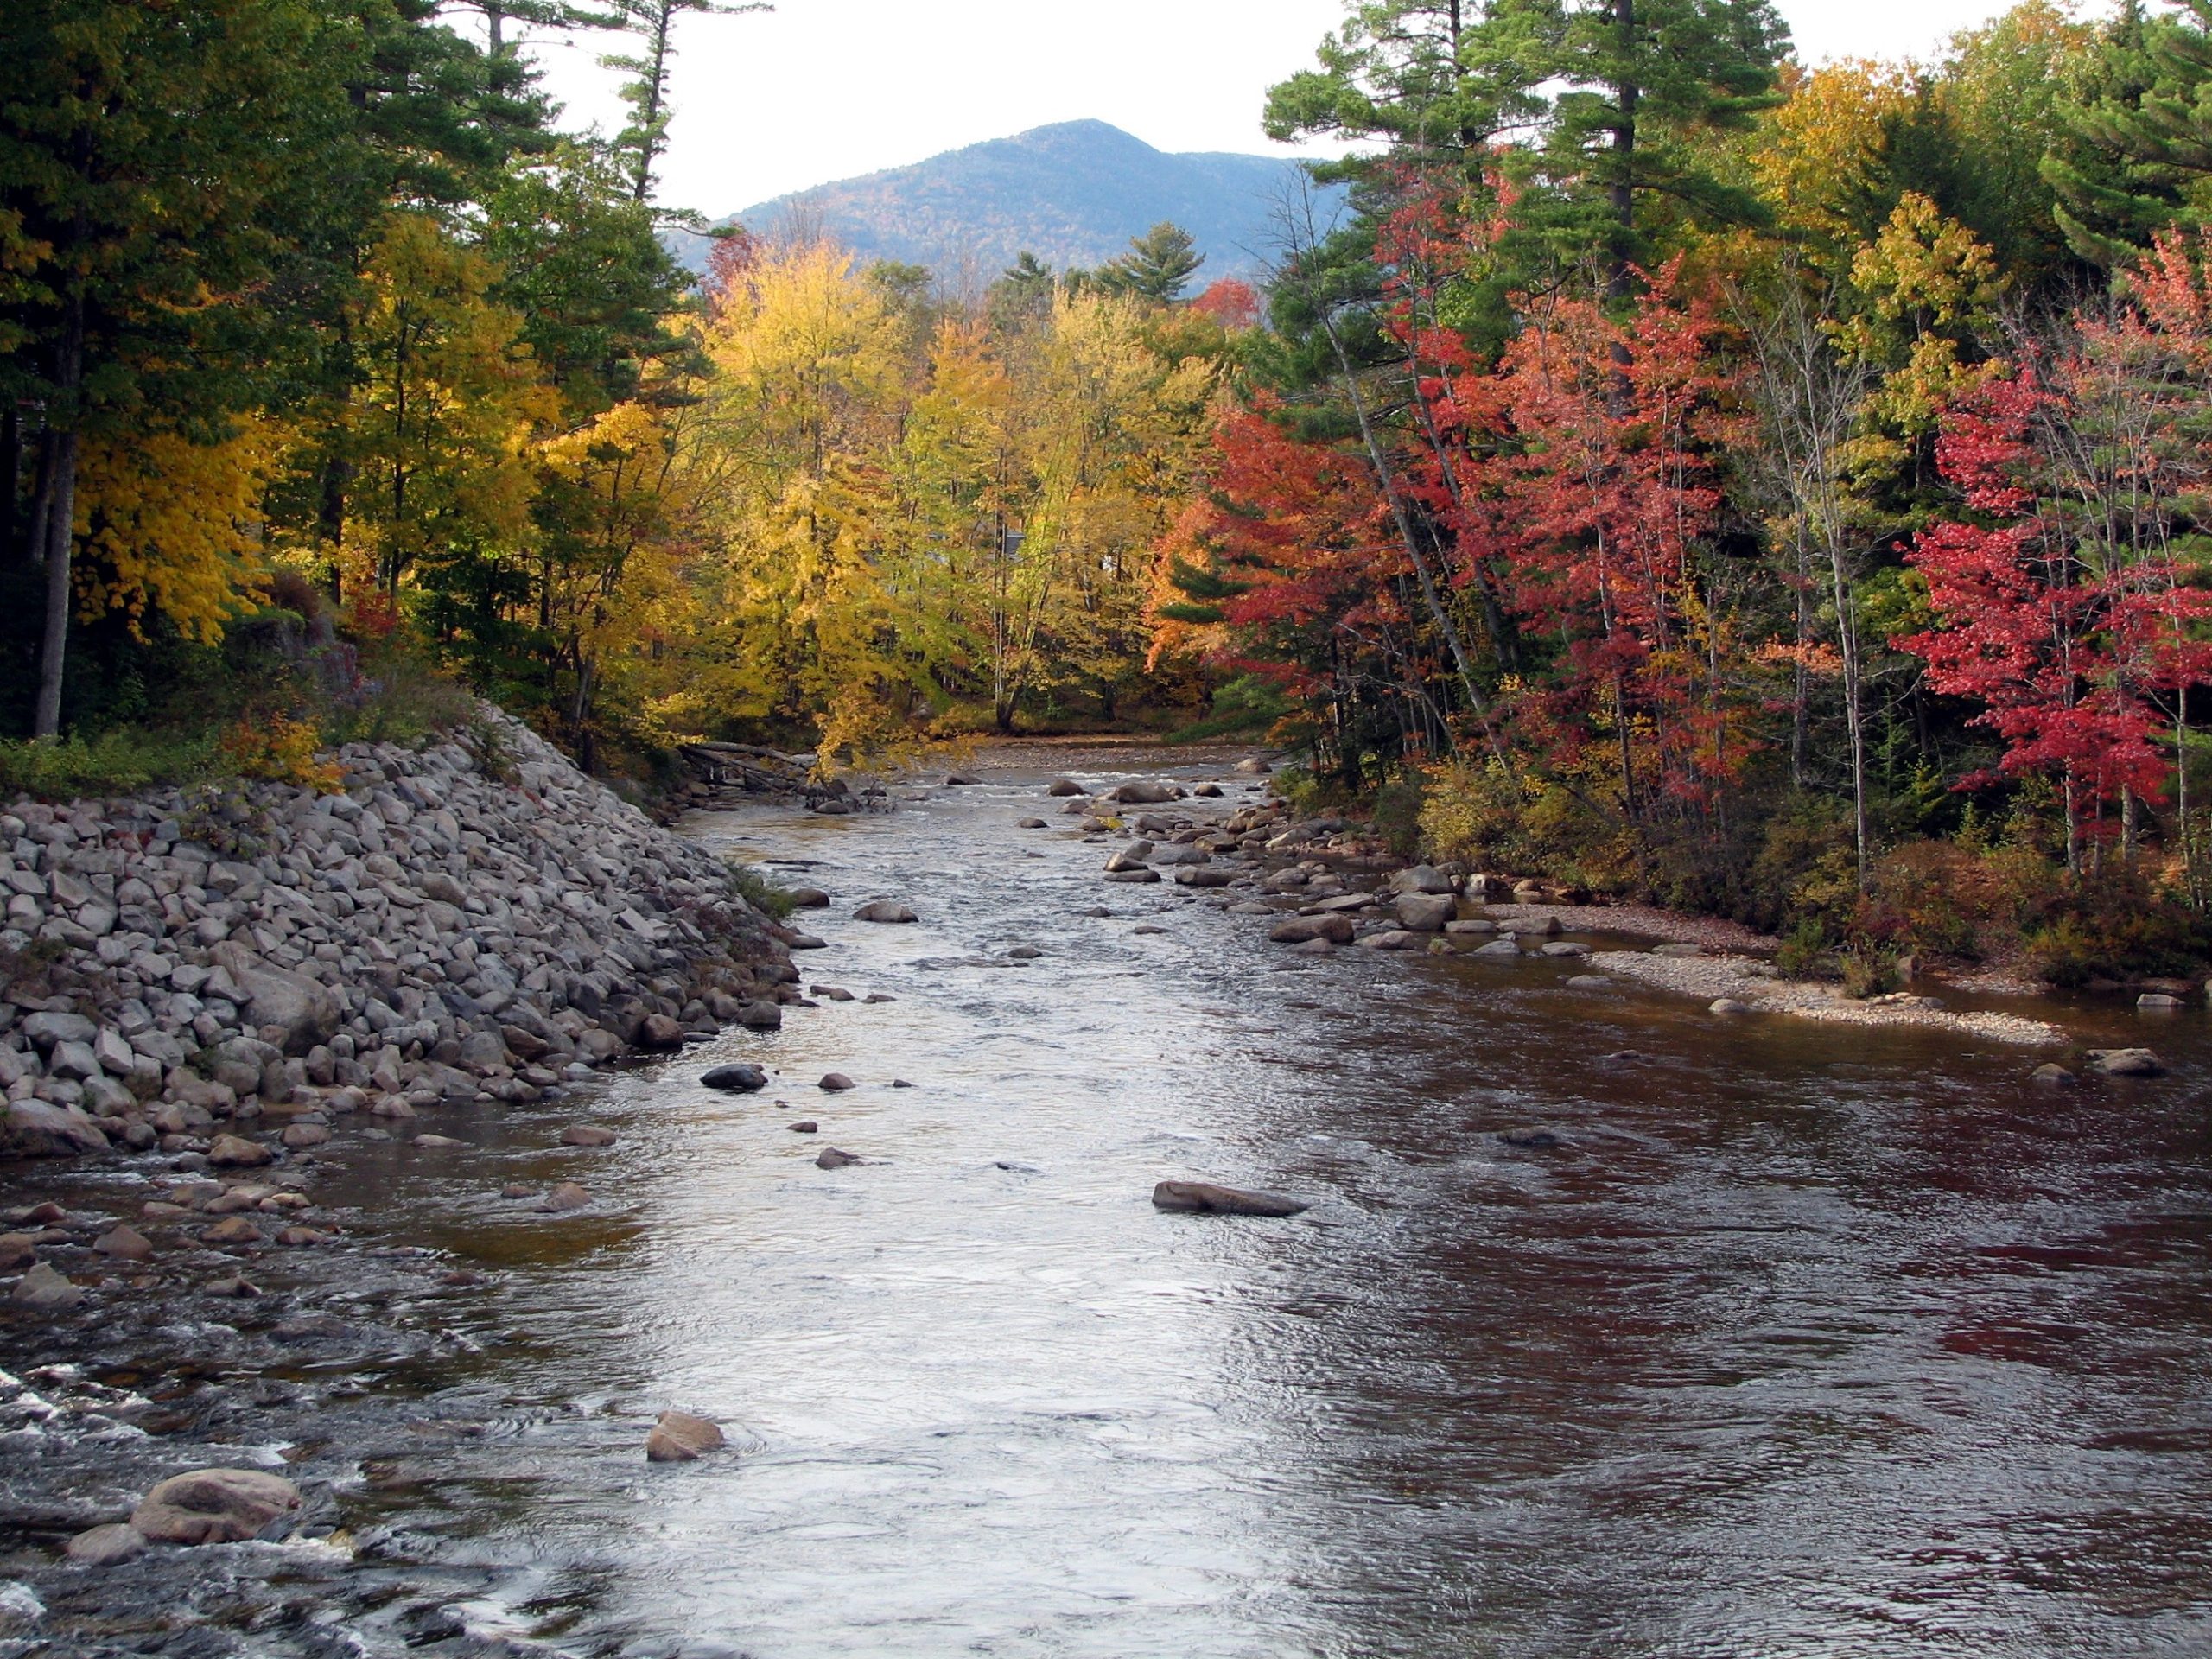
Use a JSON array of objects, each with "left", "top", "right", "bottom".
[
  {"left": 979, "top": 756, "right": 2072, "bottom": 1047},
  {"left": 1, "top": 709, "right": 795, "bottom": 1172}
]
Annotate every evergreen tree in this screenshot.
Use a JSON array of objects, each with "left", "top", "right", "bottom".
[
  {"left": 1100, "top": 223, "right": 1205, "bottom": 304},
  {"left": 594, "top": 0, "right": 765, "bottom": 205},
  {"left": 2045, "top": 0, "right": 2202, "bottom": 266},
  {"left": 1263, "top": 0, "right": 1550, "bottom": 178},
  {"left": 1477, "top": 0, "right": 1790, "bottom": 295},
  {"left": 988, "top": 251, "right": 1056, "bottom": 334}
]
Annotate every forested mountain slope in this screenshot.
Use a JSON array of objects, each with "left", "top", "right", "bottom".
[{"left": 672, "top": 119, "right": 1339, "bottom": 276}]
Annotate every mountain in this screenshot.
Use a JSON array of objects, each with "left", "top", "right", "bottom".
[{"left": 672, "top": 119, "right": 1339, "bottom": 283}]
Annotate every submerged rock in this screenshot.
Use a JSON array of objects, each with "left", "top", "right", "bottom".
[
  {"left": 561, "top": 1124, "right": 617, "bottom": 1147},
  {"left": 816, "top": 1147, "right": 860, "bottom": 1169},
  {"left": 1497, "top": 1128, "right": 1565, "bottom": 1150},
  {"left": 2088, "top": 1046, "right": 2164, "bottom": 1076},
  {"left": 10, "top": 1262, "right": 80, "bottom": 1310},
  {"left": 1151, "top": 1180, "right": 1308, "bottom": 1217},
  {"left": 645, "top": 1408, "right": 726, "bottom": 1463},
  {"left": 702, "top": 1063, "right": 768, "bottom": 1092},
  {"left": 65, "top": 1524, "right": 146, "bottom": 1567}
]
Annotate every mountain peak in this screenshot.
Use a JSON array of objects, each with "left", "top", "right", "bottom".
[{"left": 682, "top": 121, "right": 1338, "bottom": 282}]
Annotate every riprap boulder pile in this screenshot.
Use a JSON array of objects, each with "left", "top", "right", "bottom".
[{"left": 0, "top": 712, "right": 793, "bottom": 1161}]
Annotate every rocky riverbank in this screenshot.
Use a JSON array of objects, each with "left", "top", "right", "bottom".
[
  {"left": 1, "top": 711, "right": 797, "bottom": 1178},
  {"left": 1008, "top": 762, "right": 2088, "bottom": 1047}
]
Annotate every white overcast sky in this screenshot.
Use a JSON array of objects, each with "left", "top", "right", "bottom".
[{"left": 518, "top": 0, "right": 2072, "bottom": 219}]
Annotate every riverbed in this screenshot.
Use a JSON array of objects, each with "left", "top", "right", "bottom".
[{"left": 6, "top": 745, "right": 2212, "bottom": 1656}]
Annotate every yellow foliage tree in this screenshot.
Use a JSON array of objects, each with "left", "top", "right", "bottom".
[
  {"left": 659, "top": 244, "right": 1224, "bottom": 754},
  {"left": 72, "top": 421, "right": 278, "bottom": 642},
  {"left": 1752, "top": 60, "right": 1921, "bottom": 265},
  {"left": 343, "top": 212, "right": 555, "bottom": 601},
  {"left": 686, "top": 240, "right": 913, "bottom": 754},
  {"left": 988, "top": 289, "right": 1218, "bottom": 728}
]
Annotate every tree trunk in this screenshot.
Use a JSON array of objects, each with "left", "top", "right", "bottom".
[
  {"left": 24, "top": 424, "right": 54, "bottom": 573},
  {"left": 33, "top": 429, "right": 79, "bottom": 738},
  {"left": 1608, "top": 0, "right": 1637, "bottom": 305},
  {"left": 632, "top": 1, "right": 674, "bottom": 202},
  {"left": 1319, "top": 315, "right": 1511, "bottom": 774},
  {"left": 1, "top": 407, "right": 20, "bottom": 565},
  {"left": 33, "top": 296, "right": 85, "bottom": 739},
  {"left": 317, "top": 453, "right": 349, "bottom": 602}
]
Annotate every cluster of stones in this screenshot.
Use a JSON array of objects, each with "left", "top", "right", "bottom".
[
  {"left": 0, "top": 712, "right": 795, "bottom": 1166},
  {"left": 1048, "top": 770, "right": 1585, "bottom": 962}
]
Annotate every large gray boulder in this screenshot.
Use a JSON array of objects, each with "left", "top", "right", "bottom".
[
  {"left": 1106, "top": 781, "right": 1178, "bottom": 804},
  {"left": 1390, "top": 865, "right": 1456, "bottom": 895},
  {"left": 1268, "top": 915, "right": 1355, "bottom": 946},
  {"left": 3, "top": 1100, "right": 108, "bottom": 1157},
  {"left": 1147, "top": 843, "right": 1208, "bottom": 868},
  {"left": 207, "top": 943, "right": 340, "bottom": 1055},
  {"left": 1394, "top": 893, "right": 1455, "bottom": 932},
  {"left": 20, "top": 1011, "right": 95, "bottom": 1052},
  {"left": 2088, "top": 1046, "right": 2164, "bottom": 1077}
]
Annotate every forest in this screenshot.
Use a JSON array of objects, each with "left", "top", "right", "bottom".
[{"left": 10, "top": 0, "right": 2212, "bottom": 984}]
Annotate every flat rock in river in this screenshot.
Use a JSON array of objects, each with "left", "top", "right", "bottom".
[
  {"left": 1152, "top": 1180, "right": 1309, "bottom": 1217},
  {"left": 1107, "top": 781, "right": 1179, "bottom": 804},
  {"left": 66, "top": 1523, "right": 145, "bottom": 1567},
  {"left": 130, "top": 1468, "right": 302, "bottom": 1545},
  {"left": 1269, "top": 915, "right": 1355, "bottom": 945}
]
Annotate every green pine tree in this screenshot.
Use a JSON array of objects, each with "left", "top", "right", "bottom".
[{"left": 1100, "top": 223, "right": 1205, "bottom": 304}]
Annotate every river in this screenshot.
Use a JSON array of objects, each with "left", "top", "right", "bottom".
[{"left": 10, "top": 745, "right": 2212, "bottom": 1656}]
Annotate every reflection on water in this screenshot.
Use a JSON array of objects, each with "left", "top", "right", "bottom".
[{"left": 351, "top": 757, "right": 2212, "bottom": 1656}]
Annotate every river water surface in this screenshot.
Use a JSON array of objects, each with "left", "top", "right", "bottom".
[{"left": 22, "top": 747, "right": 2212, "bottom": 1657}]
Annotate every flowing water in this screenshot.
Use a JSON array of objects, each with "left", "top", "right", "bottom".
[{"left": 13, "top": 747, "right": 2212, "bottom": 1657}]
